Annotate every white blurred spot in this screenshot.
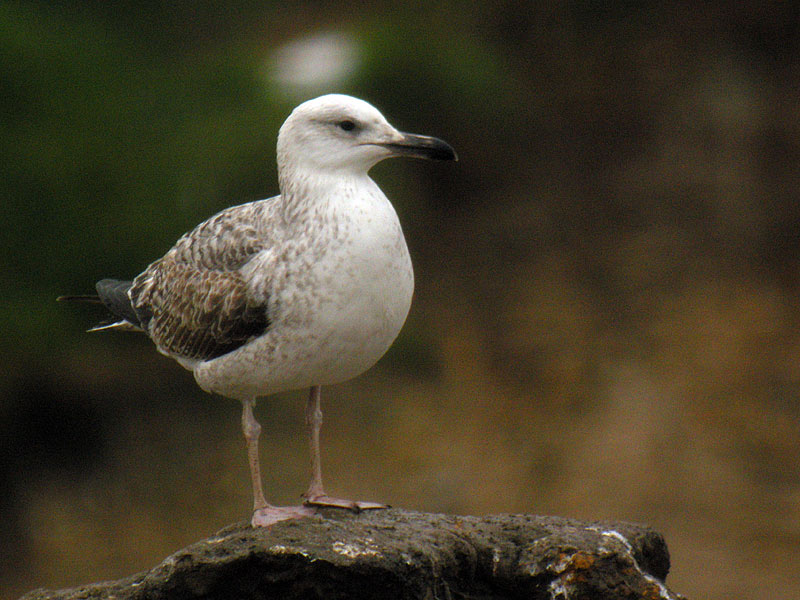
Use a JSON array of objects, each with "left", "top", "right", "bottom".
[{"left": 270, "top": 32, "right": 361, "bottom": 93}]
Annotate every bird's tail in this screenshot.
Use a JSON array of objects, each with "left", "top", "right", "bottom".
[
  {"left": 57, "top": 294, "right": 102, "bottom": 303},
  {"left": 58, "top": 279, "right": 144, "bottom": 332}
]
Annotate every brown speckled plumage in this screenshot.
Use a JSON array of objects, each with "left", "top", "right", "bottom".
[{"left": 129, "top": 200, "right": 277, "bottom": 361}]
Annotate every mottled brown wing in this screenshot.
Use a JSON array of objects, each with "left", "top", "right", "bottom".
[{"left": 129, "top": 199, "right": 275, "bottom": 361}]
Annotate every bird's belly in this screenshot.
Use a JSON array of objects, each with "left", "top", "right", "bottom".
[
  {"left": 306, "top": 247, "right": 413, "bottom": 380},
  {"left": 277, "top": 230, "right": 414, "bottom": 386},
  {"left": 193, "top": 219, "right": 413, "bottom": 400}
]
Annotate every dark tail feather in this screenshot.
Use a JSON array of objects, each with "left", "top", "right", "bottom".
[
  {"left": 57, "top": 294, "right": 102, "bottom": 303},
  {"left": 95, "top": 279, "right": 143, "bottom": 327}
]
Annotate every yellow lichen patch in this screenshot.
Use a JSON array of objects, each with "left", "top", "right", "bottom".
[
  {"left": 552, "top": 550, "right": 596, "bottom": 574},
  {"left": 568, "top": 552, "right": 596, "bottom": 571}
]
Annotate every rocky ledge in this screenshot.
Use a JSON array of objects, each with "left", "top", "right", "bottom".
[{"left": 21, "top": 508, "right": 685, "bottom": 599}]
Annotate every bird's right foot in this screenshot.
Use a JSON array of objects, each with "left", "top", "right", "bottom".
[
  {"left": 251, "top": 504, "right": 317, "bottom": 527},
  {"left": 303, "top": 493, "right": 389, "bottom": 512}
]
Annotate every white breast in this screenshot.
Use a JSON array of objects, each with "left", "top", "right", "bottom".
[{"left": 192, "top": 177, "right": 414, "bottom": 400}]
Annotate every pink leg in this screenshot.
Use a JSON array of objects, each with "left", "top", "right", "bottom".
[
  {"left": 302, "top": 385, "right": 387, "bottom": 511},
  {"left": 241, "top": 399, "right": 315, "bottom": 527}
]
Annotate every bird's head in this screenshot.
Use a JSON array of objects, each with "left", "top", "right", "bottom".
[{"left": 277, "top": 94, "right": 457, "bottom": 177}]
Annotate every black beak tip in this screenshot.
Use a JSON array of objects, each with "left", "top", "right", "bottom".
[
  {"left": 386, "top": 133, "right": 458, "bottom": 162},
  {"left": 435, "top": 140, "right": 458, "bottom": 162},
  {"left": 419, "top": 135, "right": 457, "bottom": 161}
]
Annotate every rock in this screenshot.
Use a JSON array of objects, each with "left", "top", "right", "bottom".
[{"left": 21, "top": 508, "right": 685, "bottom": 599}]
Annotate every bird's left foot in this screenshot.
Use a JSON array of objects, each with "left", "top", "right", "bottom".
[
  {"left": 251, "top": 504, "right": 317, "bottom": 527},
  {"left": 303, "top": 494, "right": 388, "bottom": 512}
]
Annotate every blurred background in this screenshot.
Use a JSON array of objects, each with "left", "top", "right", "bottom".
[{"left": 2, "top": 1, "right": 800, "bottom": 598}]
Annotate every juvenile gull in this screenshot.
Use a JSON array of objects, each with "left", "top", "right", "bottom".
[{"left": 61, "top": 94, "right": 456, "bottom": 527}]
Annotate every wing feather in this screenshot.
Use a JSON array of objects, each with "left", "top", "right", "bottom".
[{"left": 130, "top": 199, "right": 278, "bottom": 361}]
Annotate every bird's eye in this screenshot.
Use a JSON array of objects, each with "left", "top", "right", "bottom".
[{"left": 338, "top": 120, "right": 356, "bottom": 132}]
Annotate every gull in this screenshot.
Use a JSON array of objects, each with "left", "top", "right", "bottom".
[{"left": 60, "top": 94, "right": 456, "bottom": 526}]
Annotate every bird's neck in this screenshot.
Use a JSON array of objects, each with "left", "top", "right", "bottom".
[{"left": 278, "top": 166, "right": 378, "bottom": 224}]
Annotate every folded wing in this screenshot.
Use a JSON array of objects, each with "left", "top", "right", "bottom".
[{"left": 126, "top": 199, "right": 277, "bottom": 361}]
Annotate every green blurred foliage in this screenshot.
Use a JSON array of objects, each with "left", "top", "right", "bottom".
[{"left": 3, "top": 2, "right": 800, "bottom": 599}]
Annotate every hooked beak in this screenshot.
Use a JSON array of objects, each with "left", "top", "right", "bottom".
[{"left": 378, "top": 132, "right": 458, "bottom": 161}]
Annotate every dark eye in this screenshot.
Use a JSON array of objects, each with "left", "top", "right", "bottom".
[{"left": 338, "top": 120, "right": 356, "bottom": 132}]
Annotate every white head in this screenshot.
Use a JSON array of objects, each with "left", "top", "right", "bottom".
[{"left": 276, "top": 94, "right": 456, "bottom": 179}]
